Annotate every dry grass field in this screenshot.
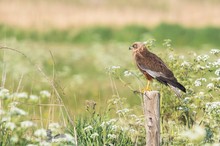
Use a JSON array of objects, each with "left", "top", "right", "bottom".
[{"left": 0, "top": 0, "right": 220, "bottom": 29}]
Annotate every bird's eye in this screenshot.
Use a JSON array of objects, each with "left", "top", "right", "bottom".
[{"left": 133, "top": 44, "right": 137, "bottom": 48}]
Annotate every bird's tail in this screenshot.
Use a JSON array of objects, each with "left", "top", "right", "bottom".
[
  {"left": 167, "top": 81, "right": 186, "bottom": 97},
  {"left": 155, "top": 76, "right": 186, "bottom": 97},
  {"left": 168, "top": 84, "right": 181, "bottom": 97}
]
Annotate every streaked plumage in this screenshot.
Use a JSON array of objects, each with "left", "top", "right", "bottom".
[{"left": 129, "top": 42, "right": 186, "bottom": 96}]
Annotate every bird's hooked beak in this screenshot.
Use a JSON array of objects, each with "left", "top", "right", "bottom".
[{"left": 129, "top": 46, "right": 133, "bottom": 50}]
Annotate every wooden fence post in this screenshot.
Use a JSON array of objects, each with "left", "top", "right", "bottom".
[{"left": 143, "top": 91, "right": 160, "bottom": 146}]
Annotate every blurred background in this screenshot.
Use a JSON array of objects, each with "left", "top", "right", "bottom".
[
  {"left": 1, "top": 0, "right": 220, "bottom": 28},
  {"left": 0, "top": 0, "right": 220, "bottom": 116}
]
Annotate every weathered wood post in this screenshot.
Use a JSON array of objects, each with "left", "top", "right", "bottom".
[{"left": 143, "top": 91, "right": 160, "bottom": 146}]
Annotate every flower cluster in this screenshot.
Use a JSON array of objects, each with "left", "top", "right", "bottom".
[{"left": 0, "top": 88, "right": 74, "bottom": 145}]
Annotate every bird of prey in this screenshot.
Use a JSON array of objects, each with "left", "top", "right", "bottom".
[{"left": 129, "top": 42, "right": 186, "bottom": 96}]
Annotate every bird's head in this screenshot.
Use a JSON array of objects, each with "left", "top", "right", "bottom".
[{"left": 129, "top": 42, "right": 147, "bottom": 51}]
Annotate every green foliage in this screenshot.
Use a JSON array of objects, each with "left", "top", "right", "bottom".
[
  {"left": 73, "top": 113, "right": 135, "bottom": 145},
  {"left": 108, "top": 41, "right": 220, "bottom": 145},
  {"left": 114, "top": 25, "right": 149, "bottom": 42},
  {"left": 73, "top": 27, "right": 114, "bottom": 43},
  {"left": 0, "top": 32, "right": 220, "bottom": 145},
  {"left": 152, "top": 23, "right": 220, "bottom": 47},
  {"left": 1, "top": 24, "right": 220, "bottom": 47}
]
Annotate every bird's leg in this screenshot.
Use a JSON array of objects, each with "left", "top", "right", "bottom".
[
  {"left": 141, "top": 80, "right": 151, "bottom": 93},
  {"left": 146, "top": 80, "right": 151, "bottom": 91}
]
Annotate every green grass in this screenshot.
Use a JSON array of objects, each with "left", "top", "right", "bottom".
[
  {"left": 0, "top": 24, "right": 220, "bottom": 145},
  {"left": 1, "top": 24, "right": 220, "bottom": 47},
  {"left": 0, "top": 44, "right": 219, "bottom": 144}
]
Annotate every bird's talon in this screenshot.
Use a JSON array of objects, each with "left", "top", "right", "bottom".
[{"left": 141, "top": 87, "right": 151, "bottom": 93}]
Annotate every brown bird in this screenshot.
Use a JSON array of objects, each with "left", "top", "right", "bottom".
[{"left": 129, "top": 42, "right": 186, "bottom": 96}]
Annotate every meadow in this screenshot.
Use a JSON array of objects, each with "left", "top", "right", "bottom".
[{"left": 0, "top": 24, "right": 220, "bottom": 145}]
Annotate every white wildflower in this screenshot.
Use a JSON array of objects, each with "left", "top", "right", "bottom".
[
  {"left": 0, "top": 109, "right": 5, "bottom": 115},
  {"left": 10, "top": 135, "right": 18, "bottom": 143},
  {"left": 84, "top": 125, "right": 93, "bottom": 132},
  {"left": 40, "top": 90, "right": 51, "bottom": 98},
  {"left": 1, "top": 116, "right": 11, "bottom": 122},
  {"left": 16, "top": 92, "right": 28, "bottom": 99},
  {"left": 27, "top": 144, "right": 38, "bottom": 146},
  {"left": 124, "top": 70, "right": 133, "bottom": 77},
  {"left": 177, "top": 107, "right": 184, "bottom": 110},
  {"left": 116, "top": 108, "right": 130, "bottom": 114},
  {"left": 49, "top": 123, "right": 61, "bottom": 132},
  {"left": 8, "top": 101, "right": 19, "bottom": 107},
  {"left": 5, "top": 122, "right": 16, "bottom": 130},
  {"left": 196, "top": 55, "right": 202, "bottom": 61},
  {"left": 135, "top": 118, "right": 143, "bottom": 125},
  {"left": 64, "top": 133, "right": 75, "bottom": 143},
  {"left": 52, "top": 133, "right": 75, "bottom": 143},
  {"left": 194, "top": 80, "right": 201, "bottom": 87},
  {"left": 202, "top": 55, "right": 209, "bottom": 61},
  {"left": 181, "top": 125, "right": 205, "bottom": 141},
  {"left": 179, "top": 55, "right": 185, "bottom": 59},
  {"left": 25, "top": 136, "right": 32, "bottom": 141},
  {"left": 21, "top": 121, "right": 35, "bottom": 128},
  {"left": 196, "top": 65, "right": 205, "bottom": 70},
  {"left": 106, "top": 118, "right": 117, "bottom": 125},
  {"left": 90, "top": 132, "right": 99, "bottom": 139},
  {"left": 0, "top": 88, "right": 10, "bottom": 99},
  {"left": 108, "top": 134, "right": 117, "bottom": 139},
  {"left": 190, "top": 104, "right": 197, "bottom": 108},
  {"left": 212, "top": 59, "right": 220, "bottom": 67},
  {"left": 129, "top": 128, "right": 136, "bottom": 133},
  {"left": 192, "top": 111, "right": 197, "bottom": 115},
  {"left": 29, "top": 95, "right": 39, "bottom": 101},
  {"left": 215, "top": 68, "right": 220, "bottom": 76},
  {"left": 199, "top": 92, "right": 204, "bottom": 95},
  {"left": 168, "top": 120, "right": 175, "bottom": 125},
  {"left": 121, "top": 127, "right": 129, "bottom": 132},
  {"left": 212, "top": 77, "right": 220, "bottom": 82},
  {"left": 206, "top": 102, "right": 220, "bottom": 115},
  {"left": 183, "top": 97, "right": 191, "bottom": 103},
  {"left": 39, "top": 141, "right": 51, "bottom": 146},
  {"left": 181, "top": 61, "right": 190, "bottom": 67},
  {"left": 217, "top": 77, "right": 220, "bottom": 81},
  {"left": 195, "top": 92, "right": 205, "bottom": 99},
  {"left": 196, "top": 55, "right": 209, "bottom": 62},
  {"left": 34, "top": 129, "right": 47, "bottom": 138},
  {"left": 111, "top": 66, "right": 120, "bottom": 69},
  {"left": 129, "top": 114, "right": 137, "bottom": 119},
  {"left": 193, "top": 52, "right": 197, "bottom": 57},
  {"left": 100, "top": 122, "right": 105, "bottom": 127},
  {"left": 168, "top": 54, "right": 175, "bottom": 60},
  {"left": 206, "top": 83, "right": 214, "bottom": 89},
  {"left": 10, "top": 106, "right": 27, "bottom": 116},
  {"left": 210, "top": 49, "right": 220, "bottom": 55},
  {"left": 205, "top": 65, "right": 211, "bottom": 68},
  {"left": 206, "top": 102, "right": 220, "bottom": 110},
  {"left": 111, "top": 125, "right": 118, "bottom": 131},
  {"left": 194, "top": 78, "right": 206, "bottom": 86}
]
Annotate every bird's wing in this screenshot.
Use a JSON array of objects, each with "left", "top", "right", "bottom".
[
  {"left": 137, "top": 63, "right": 166, "bottom": 78},
  {"left": 135, "top": 51, "right": 174, "bottom": 80}
]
